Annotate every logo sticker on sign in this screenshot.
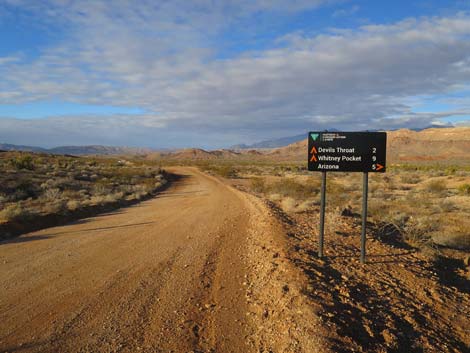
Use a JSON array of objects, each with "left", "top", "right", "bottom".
[{"left": 308, "top": 131, "right": 387, "bottom": 173}]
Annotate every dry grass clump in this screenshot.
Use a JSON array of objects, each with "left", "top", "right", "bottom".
[
  {"left": 42, "top": 200, "right": 68, "bottom": 215},
  {"left": 403, "top": 217, "right": 439, "bottom": 247},
  {"left": 280, "top": 197, "right": 297, "bottom": 213},
  {"left": 400, "top": 173, "right": 421, "bottom": 184},
  {"left": 66, "top": 200, "right": 81, "bottom": 211},
  {"left": 425, "top": 179, "right": 447, "bottom": 194},
  {"left": 9, "top": 155, "right": 34, "bottom": 170},
  {"left": 267, "top": 178, "right": 320, "bottom": 200},
  {"left": 248, "top": 176, "right": 320, "bottom": 213},
  {"left": 201, "top": 164, "right": 238, "bottom": 178},
  {"left": 436, "top": 199, "right": 456, "bottom": 213},
  {"left": 457, "top": 183, "right": 470, "bottom": 195},
  {"left": 0, "top": 204, "right": 33, "bottom": 222},
  {"left": 250, "top": 177, "right": 266, "bottom": 193},
  {"left": 43, "top": 188, "right": 62, "bottom": 200},
  {"left": 431, "top": 217, "right": 470, "bottom": 250}
]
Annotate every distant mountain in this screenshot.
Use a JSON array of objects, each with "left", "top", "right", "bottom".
[
  {"left": 0, "top": 143, "right": 154, "bottom": 155},
  {"left": 48, "top": 145, "right": 154, "bottom": 155},
  {"left": 268, "top": 127, "right": 470, "bottom": 163},
  {"left": 231, "top": 124, "right": 454, "bottom": 150},
  {"left": 231, "top": 134, "right": 307, "bottom": 149},
  {"left": 0, "top": 143, "right": 47, "bottom": 153},
  {"left": 162, "top": 148, "right": 243, "bottom": 160}
]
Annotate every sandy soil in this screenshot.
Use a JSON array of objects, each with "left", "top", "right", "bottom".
[
  {"left": 264, "top": 202, "right": 470, "bottom": 353},
  {"left": 0, "top": 167, "right": 329, "bottom": 353}
]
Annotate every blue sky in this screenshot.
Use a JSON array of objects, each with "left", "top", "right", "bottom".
[{"left": 1, "top": 0, "right": 470, "bottom": 148}]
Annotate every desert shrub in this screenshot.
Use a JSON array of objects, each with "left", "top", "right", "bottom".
[
  {"left": 432, "top": 232, "right": 470, "bottom": 250},
  {"left": 0, "top": 152, "right": 167, "bottom": 224},
  {"left": 429, "top": 214, "right": 470, "bottom": 250},
  {"left": 400, "top": 217, "right": 439, "bottom": 247},
  {"left": 457, "top": 183, "right": 470, "bottom": 195},
  {"left": 280, "top": 197, "right": 297, "bottom": 213},
  {"left": 126, "top": 192, "right": 145, "bottom": 201},
  {"left": 41, "top": 175, "right": 75, "bottom": 190},
  {"left": 43, "top": 188, "right": 61, "bottom": 200},
  {"left": 425, "top": 179, "right": 447, "bottom": 194},
  {"left": 444, "top": 166, "right": 457, "bottom": 175},
  {"left": 268, "top": 178, "right": 319, "bottom": 200},
  {"left": 66, "top": 200, "right": 81, "bottom": 211},
  {"left": 279, "top": 196, "right": 315, "bottom": 213},
  {"left": 40, "top": 179, "right": 55, "bottom": 189},
  {"left": 438, "top": 199, "right": 456, "bottom": 213},
  {"left": 92, "top": 184, "right": 109, "bottom": 195},
  {"left": 14, "top": 181, "right": 38, "bottom": 199},
  {"left": 42, "top": 200, "right": 67, "bottom": 214},
  {"left": 250, "top": 177, "right": 266, "bottom": 193},
  {"left": 0, "top": 204, "right": 32, "bottom": 222},
  {"left": 382, "top": 175, "right": 396, "bottom": 190},
  {"left": 217, "top": 165, "right": 238, "bottom": 178},
  {"left": 295, "top": 200, "right": 314, "bottom": 212},
  {"left": 73, "top": 173, "right": 92, "bottom": 181},
  {"left": 10, "top": 155, "right": 34, "bottom": 170},
  {"left": 268, "top": 193, "right": 282, "bottom": 202},
  {"left": 9, "top": 189, "right": 29, "bottom": 202},
  {"left": 400, "top": 173, "right": 421, "bottom": 184},
  {"left": 368, "top": 200, "right": 392, "bottom": 220},
  {"left": 88, "top": 195, "right": 106, "bottom": 205}
]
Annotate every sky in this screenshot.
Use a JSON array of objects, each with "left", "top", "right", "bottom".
[{"left": 1, "top": 0, "right": 470, "bottom": 149}]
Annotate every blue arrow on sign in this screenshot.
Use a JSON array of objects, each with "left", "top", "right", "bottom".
[{"left": 310, "top": 133, "right": 319, "bottom": 141}]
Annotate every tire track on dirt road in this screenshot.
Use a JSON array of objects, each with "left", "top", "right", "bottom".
[{"left": 0, "top": 167, "right": 328, "bottom": 353}]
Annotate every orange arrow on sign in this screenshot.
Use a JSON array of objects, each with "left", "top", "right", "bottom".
[
  {"left": 310, "top": 146, "right": 317, "bottom": 154},
  {"left": 376, "top": 163, "right": 384, "bottom": 171},
  {"left": 310, "top": 154, "right": 318, "bottom": 162}
]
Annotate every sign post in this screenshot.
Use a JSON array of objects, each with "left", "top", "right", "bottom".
[
  {"left": 308, "top": 131, "right": 386, "bottom": 263},
  {"left": 319, "top": 171, "right": 326, "bottom": 258},
  {"left": 361, "top": 172, "right": 369, "bottom": 264}
]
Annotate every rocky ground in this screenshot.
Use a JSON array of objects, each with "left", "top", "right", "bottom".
[{"left": 259, "top": 199, "right": 470, "bottom": 353}]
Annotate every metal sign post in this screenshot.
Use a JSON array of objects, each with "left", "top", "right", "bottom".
[
  {"left": 360, "top": 172, "right": 369, "bottom": 263},
  {"left": 318, "top": 171, "right": 327, "bottom": 258},
  {"left": 308, "top": 131, "right": 387, "bottom": 263}
]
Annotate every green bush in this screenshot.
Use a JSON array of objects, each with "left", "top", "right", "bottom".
[
  {"left": 10, "top": 155, "right": 35, "bottom": 170},
  {"left": 457, "top": 183, "right": 470, "bottom": 195}
]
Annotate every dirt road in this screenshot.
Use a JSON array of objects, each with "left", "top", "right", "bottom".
[{"left": 0, "top": 168, "right": 325, "bottom": 353}]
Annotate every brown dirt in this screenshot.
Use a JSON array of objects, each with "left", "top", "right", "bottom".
[
  {"left": 260, "top": 201, "right": 470, "bottom": 353},
  {"left": 0, "top": 167, "right": 330, "bottom": 353}
]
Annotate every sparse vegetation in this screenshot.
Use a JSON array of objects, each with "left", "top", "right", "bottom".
[
  {"left": 0, "top": 151, "right": 167, "bottom": 236},
  {"left": 425, "top": 179, "right": 447, "bottom": 194},
  {"left": 10, "top": 155, "right": 35, "bottom": 170},
  {"left": 196, "top": 160, "right": 470, "bottom": 252},
  {"left": 250, "top": 177, "right": 266, "bottom": 193},
  {"left": 200, "top": 164, "right": 238, "bottom": 178},
  {"left": 458, "top": 183, "right": 470, "bottom": 195},
  {"left": 0, "top": 204, "right": 32, "bottom": 222}
]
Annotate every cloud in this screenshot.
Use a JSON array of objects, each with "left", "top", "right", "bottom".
[
  {"left": 332, "top": 5, "right": 360, "bottom": 18},
  {"left": 1, "top": 2, "right": 470, "bottom": 147}
]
